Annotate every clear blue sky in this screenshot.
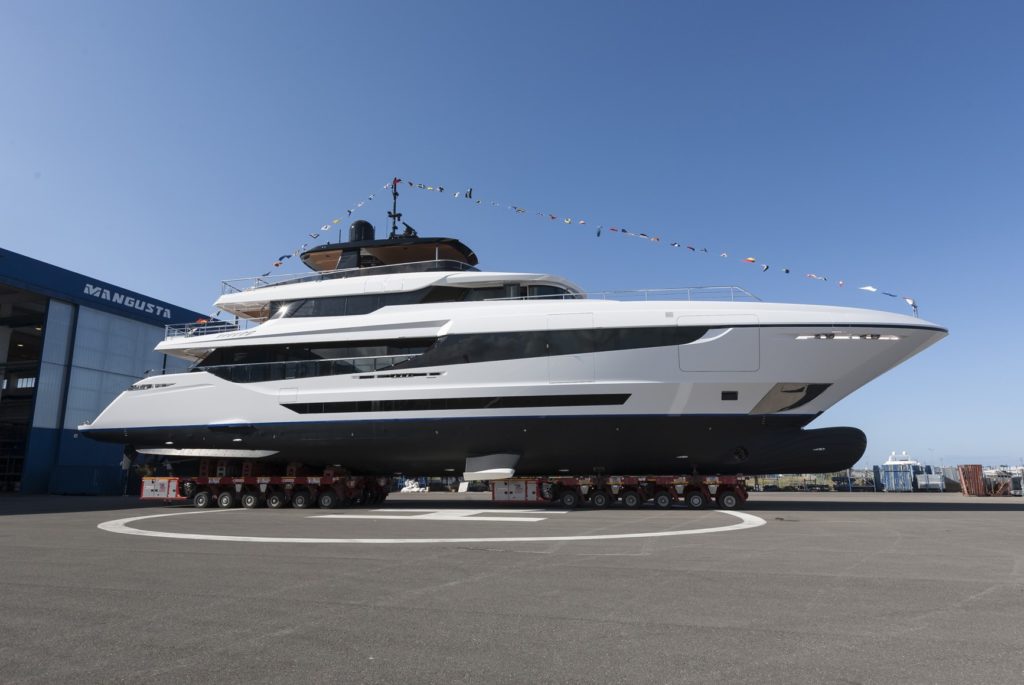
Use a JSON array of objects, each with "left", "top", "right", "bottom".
[{"left": 2, "top": 1, "right": 1021, "bottom": 467}]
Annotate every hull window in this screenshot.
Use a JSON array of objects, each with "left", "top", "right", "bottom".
[
  {"left": 283, "top": 393, "right": 631, "bottom": 414},
  {"left": 405, "top": 326, "right": 709, "bottom": 369},
  {"left": 548, "top": 313, "right": 595, "bottom": 383},
  {"left": 195, "top": 338, "right": 435, "bottom": 383}
]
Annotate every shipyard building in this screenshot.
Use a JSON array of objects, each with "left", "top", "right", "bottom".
[{"left": 0, "top": 248, "right": 205, "bottom": 494}]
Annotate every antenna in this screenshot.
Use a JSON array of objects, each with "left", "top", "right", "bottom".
[
  {"left": 387, "top": 177, "right": 402, "bottom": 239},
  {"left": 903, "top": 296, "right": 919, "bottom": 318}
]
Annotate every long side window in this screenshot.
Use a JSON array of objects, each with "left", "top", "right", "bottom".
[{"left": 272, "top": 283, "right": 574, "bottom": 319}]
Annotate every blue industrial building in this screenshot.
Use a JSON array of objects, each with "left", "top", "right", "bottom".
[{"left": 0, "top": 247, "right": 205, "bottom": 494}]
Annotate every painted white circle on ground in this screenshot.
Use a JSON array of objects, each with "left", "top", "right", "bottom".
[{"left": 97, "top": 508, "right": 766, "bottom": 544}]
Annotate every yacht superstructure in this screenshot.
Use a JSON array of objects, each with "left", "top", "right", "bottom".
[{"left": 80, "top": 220, "right": 947, "bottom": 477}]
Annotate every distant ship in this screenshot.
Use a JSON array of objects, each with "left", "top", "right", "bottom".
[
  {"left": 80, "top": 217, "right": 947, "bottom": 478},
  {"left": 882, "top": 450, "right": 922, "bottom": 467}
]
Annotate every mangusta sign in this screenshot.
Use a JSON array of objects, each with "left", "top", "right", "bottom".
[
  {"left": 0, "top": 247, "right": 205, "bottom": 325},
  {"left": 83, "top": 284, "right": 174, "bottom": 319}
]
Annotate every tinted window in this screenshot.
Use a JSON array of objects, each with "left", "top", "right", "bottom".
[
  {"left": 278, "top": 286, "right": 503, "bottom": 318},
  {"left": 290, "top": 299, "right": 320, "bottom": 317},
  {"left": 462, "top": 287, "right": 507, "bottom": 301},
  {"left": 343, "top": 295, "right": 380, "bottom": 316},
  {"left": 270, "top": 300, "right": 303, "bottom": 319},
  {"left": 419, "top": 286, "right": 470, "bottom": 304},
  {"left": 527, "top": 285, "right": 571, "bottom": 299}
]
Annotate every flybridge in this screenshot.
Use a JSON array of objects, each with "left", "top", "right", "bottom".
[
  {"left": 83, "top": 283, "right": 173, "bottom": 319},
  {"left": 221, "top": 259, "right": 477, "bottom": 294}
]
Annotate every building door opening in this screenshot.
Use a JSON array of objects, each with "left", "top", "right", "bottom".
[{"left": 0, "top": 286, "right": 47, "bottom": 493}]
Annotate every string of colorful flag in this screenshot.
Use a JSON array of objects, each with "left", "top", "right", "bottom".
[
  {"left": 258, "top": 182, "right": 392, "bottom": 277},
  {"left": 396, "top": 177, "right": 919, "bottom": 315},
  {"left": 257, "top": 176, "right": 920, "bottom": 315}
]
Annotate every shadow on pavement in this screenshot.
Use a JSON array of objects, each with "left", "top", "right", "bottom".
[
  {"left": 1, "top": 492, "right": 1020, "bottom": 516},
  {"left": 742, "top": 498, "right": 1024, "bottom": 513},
  {"left": 0, "top": 495, "right": 177, "bottom": 517}
]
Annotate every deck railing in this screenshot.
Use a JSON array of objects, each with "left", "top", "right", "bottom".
[
  {"left": 164, "top": 320, "right": 240, "bottom": 340},
  {"left": 487, "top": 285, "right": 760, "bottom": 303},
  {"left": 221, "top": 260, "right": 478, "bottom": 294},
  {"left": 585, "top": 286, "right": 760, "bottom": 302}
]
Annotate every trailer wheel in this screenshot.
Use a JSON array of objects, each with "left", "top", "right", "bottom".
[
  {"left": 217, "top": 490, "right": 237, "bottom": 508},
  {"left": 653, "top": 491, "right": 674, "bottom": 509},
  {"left": 590, "top": 490, "right": 611, "bottom": 508},
  {"left": 621, "top": 490, "right": 642, "bottom": 509},
  {"left": 684, "top": 490, "right": 707, "bottom": 510},
  {"left": 717, "top": 489, "right": 741, "bottom": 510},
  {"left": 266, "top": 492, "right": 286, "bottom": 509},
  {"left": 291, "top": 490, "right": 313, "bottom": 509},
  {"left": 559, "top": 489, "right": 580, "bottom": 509},
  {"left": 317, "top": 490, "right": 339, "bottom": 509},
  {"left": 193, "top": 490, "right": 214, "bottom": 509},
  {"left": 241, "top": 492, "right": 263, "bottom": 509}
]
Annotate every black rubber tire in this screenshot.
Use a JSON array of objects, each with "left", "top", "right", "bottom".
[
  {"left": 717, "top": 490, "right": 741, "bottom": 509},
  {"left": 590, "top": 490, "right": 611, "bottom": 508},
  {"left": 317, "top": 490, "right": 338, "bottom": 509},
  {"left": 217, "top": 490, "right": 236, "bottom": 509},
  {"left": 240, "top": 492, "right": 263, "bottom": 509},
  {"left": 266, "top": 492, "right": 286, "bottom": 509},
  {"left": 621, "top": 490, "right": 642, "bottom": 509},
  {"left": 193, "top": 490, "right": 213, "bottom": 509},
  {"left": 653, "top": 491, "right": 674, "bottom": 509},
  {"left": 685, "top": 490, "right": 707, "bottom": 509},
  {"left": 559, "top": 489, "right": 580, "bottom": 508},
  {"left": 291, "top": 490, "right": 312, "bottom": 509}
]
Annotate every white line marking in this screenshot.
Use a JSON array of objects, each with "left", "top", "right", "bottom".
[
  {"left": 316, "top": 515, "right": 551, "bottom": 522},
  {"left": 311, "top": 508, "right": 566, "bottom": 522},
  {"left": 96, "top": 509, "right": 767, "bottom": 544},
  {"left": 359, "top": 508, "right": 568, "bottom": 514}
]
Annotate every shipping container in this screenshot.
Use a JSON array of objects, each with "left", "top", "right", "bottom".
[
  {"left": 879, "top": 465, "right": 915, "bottom": 492},
  {"left": 957, "top": 465, "right": 987, "bottom": 496}
]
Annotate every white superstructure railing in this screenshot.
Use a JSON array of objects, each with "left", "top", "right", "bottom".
[
  {"left": 164, "top": 320, "right": 240, "bottom": 340},
  {"left": 591, "top": 285, "right": 760, "bottom": 301},
  {"left": 489, "top": 286, "right": 760, "bottom": 303},
  {"left": 221, "top": 259, "right": 478, "bottom": 294}
]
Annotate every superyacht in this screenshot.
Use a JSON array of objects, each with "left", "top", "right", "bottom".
[{"left": 80, "top": 214, "right": 947, "bottom": 478}]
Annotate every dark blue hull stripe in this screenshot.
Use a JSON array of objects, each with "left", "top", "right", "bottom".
[{"left": 81, "top": 413, "right": 865, "bottom": 476}]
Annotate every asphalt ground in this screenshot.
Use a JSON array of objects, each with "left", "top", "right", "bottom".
[{"left": 1, "top": 492, "right": 1022, "bottom": 684}]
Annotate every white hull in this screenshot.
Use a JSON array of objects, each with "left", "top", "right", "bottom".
[{"left": 81, "top": 296, "right": 945, "bottom": 475}]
